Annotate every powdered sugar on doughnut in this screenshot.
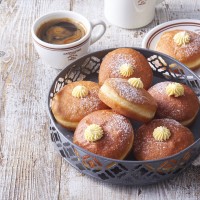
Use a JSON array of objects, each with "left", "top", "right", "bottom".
[
  {"left": 108, "top": 113, "right": 132, "bottom": 134},
  {"left": 133, "top": 119, "right": 193, "bottom": 160},
  {"left": 103, "top": 112, "right": 133, "bottom": 148},
  {"left": 108, "top": 78, "right": 150, "bottom": 103},
  {"left": 69, "top": 88, "right": 103, "bottom": 114},
  {"left": 174, "top": 30, "right": 200, "bottom": 59},
  {"left": 108, "top": 54, "right": 136, "bottom": 76}
]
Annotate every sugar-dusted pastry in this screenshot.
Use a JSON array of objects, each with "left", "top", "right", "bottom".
[
  {"left": 155, "top": 30, "right": 200, "bottom": 70},
  {"left": 148, "top": 81, "right": 199, "bottom": 126},
  {"left": 98, "top": 48, "right": 153, "bottom": 89},
  {"left": 51, "top": 81, "right": 108, "bottom": 130},
  {"left": 98, "top": 78, "right": 157, "bottom": 122},
  {"left": 133, "top": 118, "right": 194, "bottom": 161},
  {"left": 73, "top": 110, "right": 134, "bottom": 160}
]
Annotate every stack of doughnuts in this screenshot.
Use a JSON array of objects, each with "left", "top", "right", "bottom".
[{"left": 51, "top": 47, "right": 199, "bottom": 163}]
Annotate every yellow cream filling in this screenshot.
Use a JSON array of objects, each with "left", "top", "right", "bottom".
[
  {"left": 119, "top": 63, "right": 134, "bottom": 77},
  {"left": 173, "top": 31, "right": 190, "bottom": 46},
  {"left": 166, "top": 82, "right": 184, "bottom": 97},
  {"left": 128, "top": 78, "right": 144, "bottom": 89},
  {"left": 84, "top": 124, "right": 104, "bottom": 142},
  {"left": 153, "top": 126, "right": 171, "bottom": 142},
  {"left": 72, "top": 85, "right": 89, "bottom": 98}
]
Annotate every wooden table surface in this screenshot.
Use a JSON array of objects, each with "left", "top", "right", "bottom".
[{"left": 1, "top": 0, "right": 200, "bottom": 199}]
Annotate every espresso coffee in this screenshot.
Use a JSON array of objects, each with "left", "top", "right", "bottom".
[{"left": 36, "top": 18, "right": 86, "bottom": 45}]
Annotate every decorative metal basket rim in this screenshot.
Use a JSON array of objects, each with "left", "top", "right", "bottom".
[{"left": 47, "top": 47, "right": 200, "bottom": 164}]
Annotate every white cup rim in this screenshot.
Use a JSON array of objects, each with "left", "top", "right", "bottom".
[{"left": 31, "top": 10, "right": 91, "bottom": 49}]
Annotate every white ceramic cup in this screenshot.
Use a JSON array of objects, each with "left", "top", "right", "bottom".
[
  {"left": 104, "top": 0, "right": 164, "bottom": 29},
  {"left": 31, "top": 11, "right": 106, "bottom": 69}
]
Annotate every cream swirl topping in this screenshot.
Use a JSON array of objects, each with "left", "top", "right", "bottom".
[
  {"left": 128, "top": 78, "right": 144, "bottom": 89},
  {"left": 153, "top": 126, "right": 171, "bottom": 142},
  {"left": 84, "top": 124, "right": 104, "bottom": 142},
  {"left": 119, "top": 63, "right": 134, "bottom": 77},
  {"left": 173, "top": 31, "right": 190, "bottom": 46},
  {"left": 72, "top": 85, "right": 89, "bottom": 98},
  {"left": 166, "top": 82, "right": 184, "bottom": 97}
]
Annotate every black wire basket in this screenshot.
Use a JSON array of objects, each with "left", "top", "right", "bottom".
[{"left": 47, "top": 48, "right": 200, "bottom": 186}]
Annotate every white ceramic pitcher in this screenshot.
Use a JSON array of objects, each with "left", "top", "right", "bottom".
[{"left": 104, "top": 0, "right": 164, "bottom": 29}]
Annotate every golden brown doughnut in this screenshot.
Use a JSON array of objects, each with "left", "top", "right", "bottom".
[
  {"left": 98, "top": 78, "right": 157, "bottom": 122},
  {"left": 148, "top": 81, "right": 199, "bottom": 126},
  {"left": 51, "top": 81, "right": 108, "bottom": 130},
  {"left": 133, "top": 118, "right": 194, "bottom": 161},
  {"left": 73, "top": 110, "right": 134, "bottom": 160},
  {"left": 98, "top": 48, "right": 153, "bottom": 89},
  {"left": 155, "top": 30, "right": 200, "bottom": 70}
]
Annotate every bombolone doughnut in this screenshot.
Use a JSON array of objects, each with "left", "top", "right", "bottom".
[
  {"left": 73, "top": 110, "right": 134, "bottom": 160},
  {"left": 99, "top": 48, "right": 153, "bottom": 89},
  {"left": 51, "top": 81, "right": 108, "bottom": 130},
  {"left": 98, "top": 78, "right": 157, "bottom": 122},
  {"left": 148, "top": 81, "right": 199, "bottom": 126},
  {"left": 155, "top": 30, "right": 200, "bottom": 70},
  {"left": 133, "top": 118, "right": 194, "bottom": 161}
]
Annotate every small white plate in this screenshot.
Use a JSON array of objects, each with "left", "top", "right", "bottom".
[{"left": 142, "top": 19, "right": 200, "bottom": 50}]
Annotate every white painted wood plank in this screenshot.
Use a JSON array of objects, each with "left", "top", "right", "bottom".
[{"left": 0, "top": 0, "right": 70, "bottom": 200}]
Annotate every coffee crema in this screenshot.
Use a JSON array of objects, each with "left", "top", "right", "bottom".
[{"left": 36, "top": 18, "right": 86, "bottom": 45}]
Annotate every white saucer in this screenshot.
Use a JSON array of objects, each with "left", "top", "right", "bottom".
[{"left": 142, "top": 19, "right": 200, "bottom": 50}]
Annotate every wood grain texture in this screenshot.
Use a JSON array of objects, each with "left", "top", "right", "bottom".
[{"left": 0, "top": 0, "right": 200, "bottom": 199}]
